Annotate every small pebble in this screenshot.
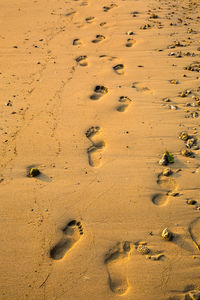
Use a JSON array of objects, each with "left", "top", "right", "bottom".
[{"left": 161, "top": 228, "right": 173, "bottom": 241}]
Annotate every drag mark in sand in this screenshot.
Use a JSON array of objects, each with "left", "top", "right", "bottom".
[
  {"left": 50, "top": 220, "right": 83, "bottom": 260},
  {"left": 104, "top": 241, "right": 132, "bottom": 295},
  {"left": 188, "top": 217, "right": 200, "bottom": 254},
  {"left": 85, "top": 126, "right": 106, "bottom": 167}
]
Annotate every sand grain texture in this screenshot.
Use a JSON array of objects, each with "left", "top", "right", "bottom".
[{"left": 1, "top": 0, "right": 200, "bottom": 299}]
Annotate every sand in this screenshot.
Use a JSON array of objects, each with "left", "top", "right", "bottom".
[{"left": 0, "top": 0, "right": 200, "bottom": 299}]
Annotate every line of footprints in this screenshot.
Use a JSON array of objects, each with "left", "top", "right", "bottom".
[
  {"left": 86, "top": 86, "right": 132, "bottom": 167},
  {"left": 50, "top": 217, "right": 200, "bottom": 296},
  {"left": 49, "top": 220, "right": 157, "bottom": 295}
]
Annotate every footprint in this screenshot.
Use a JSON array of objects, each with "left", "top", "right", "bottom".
[
  {"left": 75, "top": 55, "right": 88, "bottom": 66},
  {"left": 90, "top": 85, "right": 108, "bottom": 100},
  {"left": 116, "top": 96, "right": 132, "bottom": 112},
  {"left": 50, "top": 220, "right": 83, "bottom": 260},
  {"left": 73, "top": 38, "right": 83, "bottom": 46},
  {"left": 113, "top": 64, "right": 125, "bottom": 75},
  {"left": 125, "top": 38, "right": 136, "bottom": 47},
  {"left": 152, "top": 173, "right": 178, "bottom": 206},
  {"left": 152, "top": 193, "right": 168, "bottom": 206},
  {"left": 99, "top": 54, "right": 118, "bottom": 61},
  {"left": 85, "top": 126, "right": 106, "bottom": 167},
  {"left": 103, "top": 4, "right": 118, "bottom": 12},
  {"left": 91, "top": 34, "right": 105, "bottom": 43},
  {"left": 104, "top": 241, "right": 132, "bottom": 295},
  {"left": 132, "top": 82, "right": 154, "bottom": 94},
  {"left": 85, "top": 16, "right": 95, "bottom": 23}
]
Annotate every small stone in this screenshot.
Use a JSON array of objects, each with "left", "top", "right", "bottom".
[
  {"left": 159, "top": 154, "right": 168, "bottom": 166},
  {"left": 126, "top": 31, "right": 134, "bottom": 35},
  {"left": 169, "top": 105, "right": 177, "bottom": 110},
  {"left": 181, "top": 149, "right": 195, "bottom": 157},
  {"left": 140, "top": 24, "right": 151, "bottom": 29},
  {"left": 29, "top": 168, "right": 40, "bottom": 177},
  {"left": 186, "top": 138, "right": 196, "bottom": 148},
  {"left": 161, "top": 228, "right": 173, "bottom": 241},
  {"left": 193, "top": 145, "right": 200, "bottom": 150},
  {"left": 162, "top": 97, "right": 171, "bottom": 102},
  {"left": 192, "top": 112, "right": 199, "bottom": 118},
  {"left": 149, "top": 13, "right": 158, "bottom": 19},
  {"left": 174, "top": 168, "right": 182, "bottom": 173},
  {"left": 186, "top": 199, "right": 197, "bottom": 205},
  {"left": 137, "top": 245, "right": 150, "bottom": 255},
  {"left": 179, "top": 131, "right": 189, "bottom": 141},
  {"left": 170, "top": 79, "right": 179, "bottom": 84},
  {"left": 163, "top": 168, "right": 173, "bottom": 176},
  {"left": 147, "top": 254, "right": 165, "bottom": 261},
  {"left": 168, "top": 192, "right": 179, "bottom": 197},
  {"left": 188, "top": 290, "right": 200, "bottom": 300}
]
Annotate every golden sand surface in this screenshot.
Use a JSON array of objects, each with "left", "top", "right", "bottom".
[{"left": 0, "top": 0, "right": 200, "bottom": 299}]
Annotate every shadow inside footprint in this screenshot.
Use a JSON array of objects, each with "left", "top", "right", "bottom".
[
  {"left": 152, "top": 193, "right": 168, "bottom": 206},
  {"left": 113, "top": 64, "right": 125, "bottom": 75},
  {"left": 73, "top": 38, "right": 82, "bottom": 46},
  {"left": 125, "top": 38, "right": 136, "bottom": 47},
  {"left": 116, "top": 96, "right": 132, "bottom": 112},
  {"left": 87, "top": 141, "right": 106, "bottom": 167},
  {"left": 105, "top": 241, "right": 132, "bottom": 295},
  {"left": 75, "top": 55, "right": 88, "bottom": 66},
  {"left": 50, "top": 220, "right": 83, "bottom": 260}
]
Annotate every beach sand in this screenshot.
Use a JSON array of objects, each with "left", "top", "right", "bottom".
[{"left": 0, "top": 0, "right": 200, "bottom": 299}]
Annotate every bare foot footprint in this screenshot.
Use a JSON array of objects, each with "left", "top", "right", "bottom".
[
  {"left": 85, "top": 16, "right": 95, "bottom": 23},
  {"left": 132, "top": 82, "right": 154, "bottom": 94},
  {"left": 113, "top": 64, "right": 125, "bottom": 75},
  {"left": 73, "top": 38, "right": 83, "bottom": 46},
  {"left": 85, "top": 126, "right": 106, "bottom": 167},
  {"left": 116, "top": 96, "right": 132, "bottom": 112},
  {"left": 99, "top": 54, "right": 118, "bottom": 61},
  {"left": 75, "top": 55, "right": 88, "bottom": 66},
  {"left": 90, "top": 85, "right": 108, "bottom": 100},
  {"left": 92, "top": 34, "right": 105, "bottom": 43},
  {"left": 125, "top": 38, "right": 136, "bottom": 47},
  {"left": 105, "top": 241, "right": 132, "bottom": 295},
  {"left": 50, "top": 220, "right": 83, "bottom": 260},
  {"left": 152, "top": 172, "right": 178, "bottom": 206},
  {"left": 103, "top": 4, "right": 118, "bottom": 12}
]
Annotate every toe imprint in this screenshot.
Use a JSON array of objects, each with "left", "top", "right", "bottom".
[
  {"left": 50, "top": 220, "right": 83, "bottom": 260},
  {"left": 116, "top": 96, "right": 132, "bottom": 112},
  {"left": 103, "top": 4, "right": 118, "bottom": 12},
  {"left": 90, "top": 85, "right": 108, "bottom": 100},
  {"left": 85, "top": 126, "right": 101, "bottom": 139}
]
